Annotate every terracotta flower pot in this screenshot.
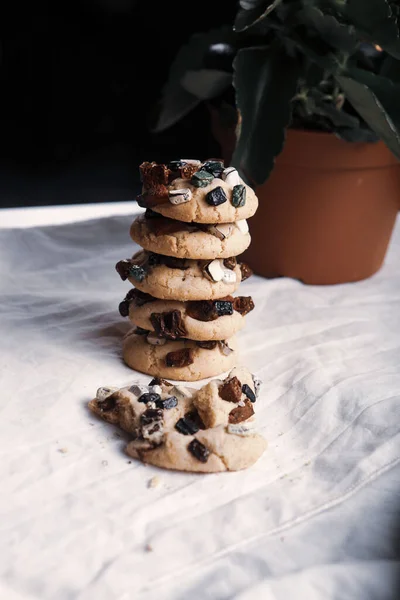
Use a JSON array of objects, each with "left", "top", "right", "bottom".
[{"left": 214, "top": 123, "right": 400, "bottom": 284}]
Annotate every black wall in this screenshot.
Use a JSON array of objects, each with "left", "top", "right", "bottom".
[{"left": 0, "top": 0, "right": 236, "bottom": 207}]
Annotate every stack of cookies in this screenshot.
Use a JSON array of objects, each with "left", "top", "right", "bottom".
[{"left": 115, "top": 158, "right": 258, "bottom": 381}]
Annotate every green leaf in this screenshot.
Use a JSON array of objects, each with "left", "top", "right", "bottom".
[
  {"left": 232, "top": 44, "right": 301, "bottom": 186},
  {"left": 235, "top": 0, "right": 283, "bottom": 32},
  {"left": 295, "top": 7, "right": 358, "bottom": 54},
  {"left": 153, "top": 27, "right": 235, "bottom": 132},
  {"left": 181, "top": 70, "right": 232, "bottom": 100},
  {"left": 342, "top": 0, "right": 400, "bottom": 58},
  {"left": 336, "top": 73, "right": 400, "bottom": 158}
]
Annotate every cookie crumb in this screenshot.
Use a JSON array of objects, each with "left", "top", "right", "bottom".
[
  {"left": 148, "top": 476, "right": 161, "bottom": 489},
  {"left": 102, "top": 460, "right": 108, "bottom": 467},
  {"left": 127, "top": 460, "right": 132, "bottom": 464},
  {"left": 58, "top": 447, "right": 68, "bottom": 454},
  {"left": 145, "top": 543, "right": 153, "bottom": 552}
]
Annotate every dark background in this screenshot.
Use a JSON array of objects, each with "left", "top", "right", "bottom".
[{"left": 0, "top": 0, "right": 236, "bottom": 208}]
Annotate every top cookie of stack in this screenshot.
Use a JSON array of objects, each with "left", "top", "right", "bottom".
[{"left": 136, "top": 158, "right": 258, "bottom": 224}]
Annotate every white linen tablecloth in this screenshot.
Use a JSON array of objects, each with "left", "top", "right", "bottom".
[{"left": 1, "top": 204, "right": 400, "bottom": 600}]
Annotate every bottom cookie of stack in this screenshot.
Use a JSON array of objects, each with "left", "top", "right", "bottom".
[
  {"left": 89, "top": 367, "right": 266, "bottom": 473},
  {"left": 122, "top": 329, "right": 238, "bottom": 381}
]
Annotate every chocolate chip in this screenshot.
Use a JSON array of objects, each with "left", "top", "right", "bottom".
[
  {"left": 130, "top": 289, "right": 155, "bottom": 306},
  {"left": 191, "top": 170, "right": 214, "bottom": 187},
  {"left": 232, "top": 296, "right": 255, "bottom": 316},
  {"left": 175, "top": 417, "right": 198, "bottom": 435},
  {"left": 140, "top": 407, "right": 163, "bottom": 426},
  {"left": 118, "top": 300, "right": 130, "bottom": 317},
  {"left": 175, "top": 410, "right": 204, "bottom": 435},
  {"left": 206, "top": 186, "right": 227, "bottom": 206},
  {"left": 162, "top": 256, "right": 189, "bottom": 270},
  {"left": 231, "top": 184, "right": 246, "bottom": 207},
  {"left": 202, "top": 160, "right": 224, "bottom": 177},
  {"left": 115, "top": 259, "right": 132, "bottom": 281},
  {"left": 150, "top": 310, "right": 187, "bottom": 340},
  {"left": 138, "top": 393, "right": 161, "bottom": 404},
  {"left": 214, "top": 300, "right": 233, "bottom": 316},
  {"left": 188, "top": 439, "right": 210, "bottom": 463},
  {"left": 239, "top": 262, "right": 253, "bottom": 281},
  {"left": 223, "top": 257, "right": 237, "bottom": 270},
  {"left": 228, "top": 399, "right": 254, "bottom": 424},
  {"left": 129, "top": 264, "right": 146, "bottom": 282},
  {"left": 98, "top": 393, "right": 119, "bottom": 412},
  {"left": 155, "top": 396, "right": 178, "bottom": 410},
  {"left": 186, "top": 300, "right": 218, "bottom": 322},
  {"left": 134, "top": 327, "right": 149, "bottom": 335},
  {"left": 168, "top": 160, "right": 185, "bottom": 170},
  {"left": 219, "top": 340, "right": 234, "bottom": 355},
  {"left": 148, "top": 377, "right": 173, "bottom": 387},
  {"left": 219, "top": 376, "right": 242, "bottom": 403},
  {"left": 196, "top": 341, "right": 218, "bottom": 350},
  {"left": 242, "top": 384, "right": 256, "bottom": 403},
  {"left": 165, "top": 348, "right": 194, "bottom": 368}
]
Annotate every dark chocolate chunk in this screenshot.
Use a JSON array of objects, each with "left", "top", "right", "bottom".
[
  {"left": 134, "top": 327, "right": 149, "bottom": 335},
  {"left": 128, "top": 264, "right": 146, "bottom": 282},
  {"left": 223, "top": 257, "right": 237, "bottom": 270},
  {"left": 148, "top": 377, "right": 173, "bottom": 387},
  {"left": 162, "top": 255, "right": 189, "bottom": 270},
  {"left": 187, "top": 439, "right": 210, "bottom": 463},
  {"left": 215, "top": 300, "right": 233, "bottom": 316},
  {"left": 98, "top": 393, "right": 119, "bottom": 412},
  {"left": 175, "top": 410, "right": 204, "bottom": 435},
  {"left": 191, "top": 170, "right": 214, "bottom": 188},
  {"left": 186, "top": 300, "right": 218, "bottom": 322},
  {"left": 115, "top": 259, "right": 132, "bottom": 281},
  {"left": 219, "top": 376, "right": 242, "bottom": 403},
  {"left": 233, "top": 296, "right": 255, "bottom": 316},
  {"left": 231, "top": 184, "right": 246, "bottom": 207},
  {"left": 206, "top": 186, "right": 227, "bottom": 206},
  {"left": 242, "top": 384, "right": 256, "bottom": 403},
  {"left": 168, "top": 160, "right": 185, "bottom": 170},
  {"left": 196, "top": 341, "right": 218, "bottom": 350},
  {"left": 136, "top": 194, "right": 147, "bottom": 208},
  {"left": 228, "top": 399, "right": 254, "bottom": 424},
  {"left": 202, "top": 160, "right": 224, "bottom": 177},
  {"left": 138, "top": 393, "right": 161, "bottom": 404},
  {"left": 239, "top": 262, "right": 253, "bottom": 281},
  {"left": 155, "top": 396, "right": 178, "bottom": 410},
  {"left": 165, "top": 348, "right": 194, "bottom": 368},
  {"left": 130, "top": 289, "right": 155, "bottom": 306},
  {"left": 150, "top": 310, "right": 187, "bottom": 340},
  {"left": 118, "top": 300, "right": 130, "bottom": 318},
  {"left": 140, "top": 407, "right": 163, "bottom": 426}
]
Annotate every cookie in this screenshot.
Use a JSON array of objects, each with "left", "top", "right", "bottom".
[
  {"left": 89, "top": 367, "right": 266, "bottom": 472},
  {"left": 130, "top": 213, "right": 251, "bottom": 260},
  {"left": 126, "top": 426, "right": 266, "bottom": 472},
  {"left": 137, "top": 160, "right": 257, "bottom": 224},
  {"left": 119, "top": 290, "right": 255, "bottom": 341},
  {"left": 115, "top": 251, "right": 250, "bottom": 301},
  {"left": 122, "top": 329, "right": 238, "bottom": 381},
  {"left": 144, "top": 176, "right": 258, "bottom": 224},
  {"left": 193, "top": 366, "right": 260, "bottom": 428}
]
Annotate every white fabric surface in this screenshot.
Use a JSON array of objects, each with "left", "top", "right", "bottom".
[{"left": 1, "top": 206, "right": 400, "bottom": 600}]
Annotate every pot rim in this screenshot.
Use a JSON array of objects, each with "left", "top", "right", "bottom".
[{"left": 278, "top": 128, "right": 400, "bottom": 170}]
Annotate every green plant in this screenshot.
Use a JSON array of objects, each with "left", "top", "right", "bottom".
[{"left": 154, "top": 0, "right": 400, "bottom": 186}]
